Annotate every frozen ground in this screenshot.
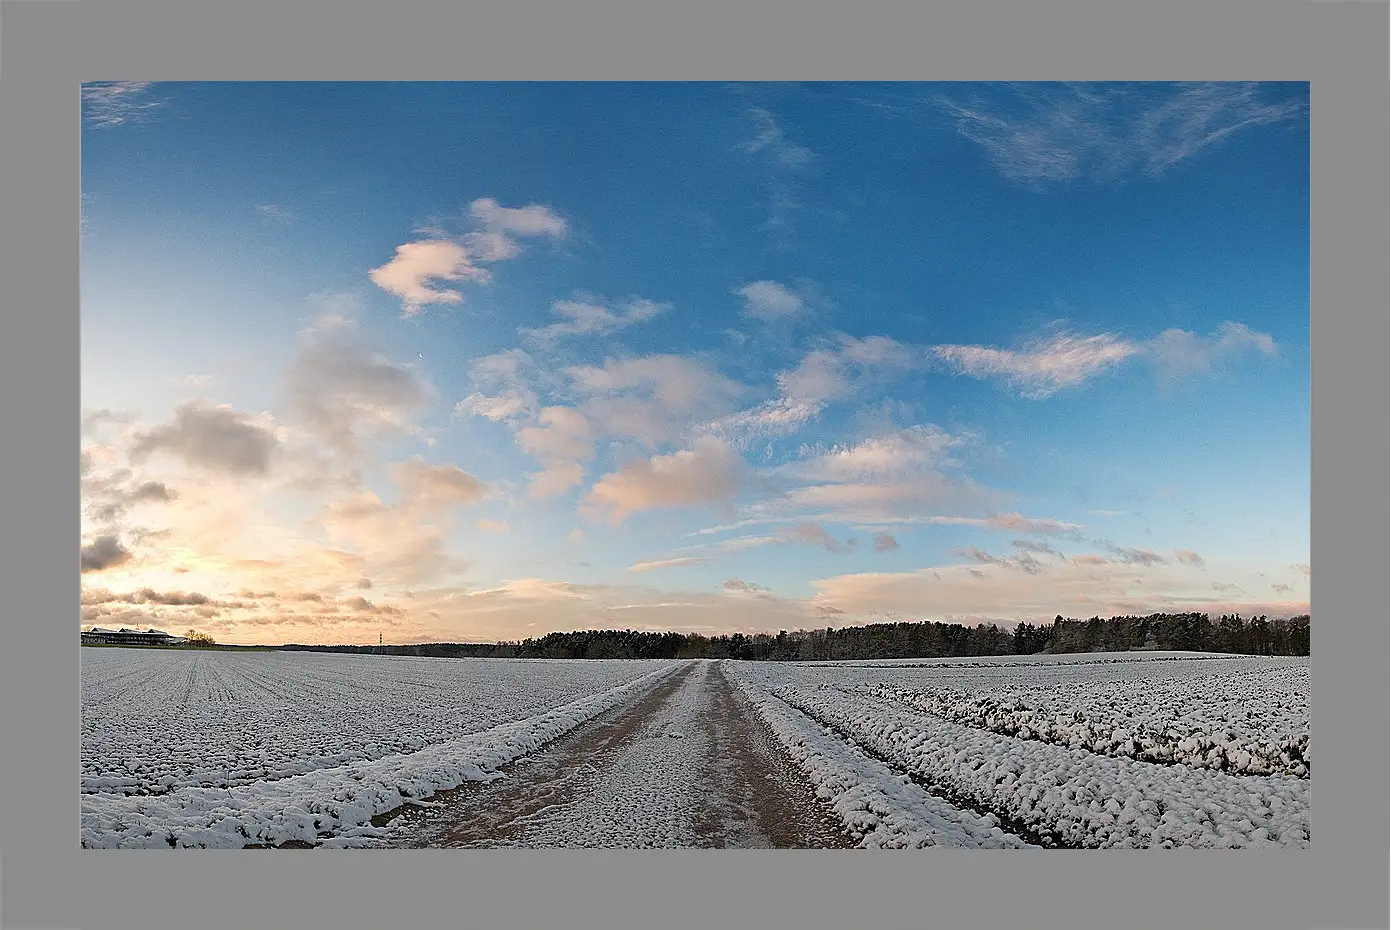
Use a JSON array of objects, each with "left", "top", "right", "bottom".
[
  {"left": 81, "top": 648, "right": 678, "bottom": 795},
  {"left": 81, "top": 648, "right": 1312, "bottom": 849},
  {"left": 727, "top": 654, "right": 1310, "bottom": 849},
  {"left": 82, "top": 662, "right": 682, "bottom": 848},
  {"left": 373, "top": 660, "right": 850, "bottom": 849}
]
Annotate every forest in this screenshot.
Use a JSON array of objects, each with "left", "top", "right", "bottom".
[{"left": 278, "top": 612, "right": 1310, "bottom": 661}]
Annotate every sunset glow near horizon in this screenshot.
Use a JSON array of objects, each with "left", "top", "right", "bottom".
[{"left": 80, "top": 82, "right": 1310, "bottom": 646}]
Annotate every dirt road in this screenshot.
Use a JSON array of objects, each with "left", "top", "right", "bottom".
[{"left": 373, "top": 660, "right": 852, "bottom": 849}]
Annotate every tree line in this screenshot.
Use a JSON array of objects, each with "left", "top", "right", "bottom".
[{"left": 277, "top": 612, "right": 1309, "bottom": 661}]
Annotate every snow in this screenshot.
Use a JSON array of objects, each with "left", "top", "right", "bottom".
[
  {"left": 429, "top": 659, "right": 722, "bottom": 848},
  {"left": 82, "top": 648, "right": 680, "bottom": 795},
  {"left": 726, "top": 670, "right": 1032, "bottom": 849},
  {"left": 870, "top": 662, "right": 1308, "bottom": 776},
  {"left": 728, "top": 655, "right": 1310, "bottom": 849},
  {"left": 81, "top": 647, "right": 1311, "bottom": 850},
  {"left": 81, "top": 659, "right": 683, "bottom": 848}
]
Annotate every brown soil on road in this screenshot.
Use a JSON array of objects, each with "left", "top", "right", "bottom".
[{"left": 372, "top": 660, "right": 852, "bottom": 849}]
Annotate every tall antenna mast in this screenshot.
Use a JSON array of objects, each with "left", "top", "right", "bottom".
[{"left": 379, "top": 631, "right": 383, "bottom": 646}]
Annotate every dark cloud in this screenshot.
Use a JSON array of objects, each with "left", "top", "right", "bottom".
[
  {"left": 284, "top": 316, "right": 434, "bottom": 454},
  {"left": 82, "top": 587, "right": 230, "bottom": 607},
  {"left": 81, "top": 408, "right": 134, "bottom": 437},
  {"left": 1011, "top": 538, "right": 1064, "bottom": 559},
  {"left": 872, "top": 532, "right": 900, "bottom": 553},
  {"left": 129, "top": 481, "right": 176, "bottom": 503},
  {"left": 1098, "top": 540, "right": 1168, "bottom": 567},
  {"left": 80, "top": 535, "right": 132, "bottom": 573},
  {"left": 1174, "top": 549, "right": 1206, "bottom": 568},
  {"left": 86, "top": 480, "right": 179, "bottom": 523},
  {"left": 723, "top": 578, "right": 771, "bottom": 594},
  {"left": 954, "top": 545, "right": 1048, "bottom": 575},
  {"left": 786, "top": 522, "right": 853, "bottom": 553},
  {"left": 130, "top": 402, "right": 278, "bottom": 475}
]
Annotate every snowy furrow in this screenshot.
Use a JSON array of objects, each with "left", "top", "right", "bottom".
[
  {"left": 869, "top": 662, "right": 1309, "bottom": 777},
  {"left": 81, "top": 663, "right": 685, "bottom": 849},
  {"left": 82, "top": 649, "right": 680, "bottom": 795},
  {"left": 763, "top": 684, "right": 1309, "bottom": 849},
  {"left": 725, "top": 668, "right": 1033, "bottom": 849}
]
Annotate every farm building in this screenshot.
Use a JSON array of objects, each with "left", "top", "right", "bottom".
[{"left": 82, "top": 626, "right": 187, "bottom": 646}]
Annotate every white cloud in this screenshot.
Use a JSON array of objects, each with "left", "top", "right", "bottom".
[
  {"left": 390, "top": 457, "right": 490, "bottom": 509},
  {"left": 1146, "top": 322, "right": 1278, "bottom": 385},
  {"left": 516, "top": 406, "right": 596, "bottom": 501},
  {"left": 469, "top": 197, "right": 568, "bottom": 239},
  {"left": 371, "top": 198, "right": 568, "bottom": 315},
  {"left": 453, "top": 350, "right": 540, "bottom": 424},
  {"left": 582, "top": 436, "right": 747, "bottom": 525},
  {"left": 528, "top": 462, "right": 588, "bottom": 501},
  {"left": 736, "top": 280, "right": 806, "bottom": 321},
  {"left": 812, "top": 557, "right": 1307, "bottom": 627},
  {"left": 368, "top": 239, "right": 490, "bottom": 316},
  {"left": 568, "top": 355, "right": 745, "bottom": 447}
]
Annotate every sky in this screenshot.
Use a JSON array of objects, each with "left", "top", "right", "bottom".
[{"left": 79, "top": 81, "right": 1311, "bottom": 646}]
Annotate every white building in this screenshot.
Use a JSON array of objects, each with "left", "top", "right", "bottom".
[{"left": 82, "top": 626, "right": 188, "bottom": 646}]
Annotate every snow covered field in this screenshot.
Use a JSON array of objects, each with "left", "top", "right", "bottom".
[
  {"left": 82, "top": 648, "right": 678, "bottom": 795},
  {"left": 81, "top": 648, "right": 682, "bottom": 847},
  {"left": 81, "top": 648, "right": 1311, "bottom": 849},
  {"left": 726, "top": 653, "right": 1311, "bottom": 849}
]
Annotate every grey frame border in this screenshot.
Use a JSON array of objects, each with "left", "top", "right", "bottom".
[{"left": 1, "top": 1, "right": 1383, "bottom": 929}]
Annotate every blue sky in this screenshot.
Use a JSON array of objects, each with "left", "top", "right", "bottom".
[{"left": 79, "top": 81, "right": 1310, "bottom": 645}]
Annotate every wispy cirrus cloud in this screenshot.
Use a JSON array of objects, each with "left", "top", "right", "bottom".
[
  {"left": 739, "top": 103, "right": 819, "bottom": 243},
  {"left": 521, "top": 294, "right": 668, "bottom": 347},
  {"left": 82, "top": 82, "right": 167, "bottom": 129},
  {"left": 703, "top": 335, "right": 925, "bottom": 445},
  {"left": 931, "top": 322, "right": 1278, "bottom": 398},
  {"left": 940, "top": 82, "right": 1307, "bottom": 185},
  {"left": 933, "top": 332, "right": 1140, "bottom": 399},
  {"left": 627, "top": 557, "right": 714, "bottom": 574},
  {"left": 255, "top": 204, "right": 296, "bottom": 224}
]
